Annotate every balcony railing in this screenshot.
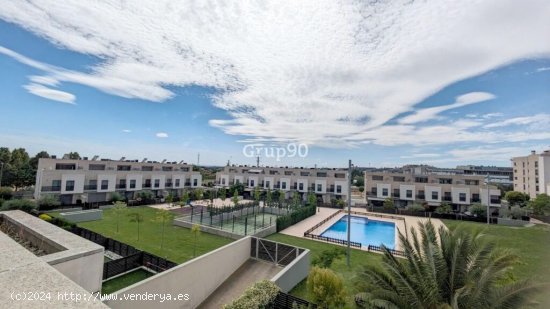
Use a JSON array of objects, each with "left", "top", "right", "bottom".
[
  {"left": 143, "top": 184, "right": 151, "bottom": 188},
  {"left": 116, "top": 184, "right": 126, "bottom": 189},
  {"left": 41, "top": 186, "right": 61, "bottom": 192},
  {"left": 84, "top": 185, "right": 97, "bottom": 190}
]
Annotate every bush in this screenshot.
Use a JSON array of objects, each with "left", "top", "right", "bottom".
[
  {"left": 509, "top": 206, "right": 525, "bottom": 220},
  {"left": 276, "top": 205, "right": 316, "bottom": 232},
  {"left": 37, "top": 195, "right": 60, "bottom": 210},
  {"left": 383, "top": 198, "right": 394, "bottom": 210},
  {"left": 312, "top": 247, "right": 346, "bottom": 268},
  {"left": 39, "top": 213, "right": 52, "bottom": 222},
  {"left": 528, "top": 194, "right": 550, "bottom": 215},
  {"left": 434, "top": 203, "right": 452, "bottom": 214},
  {"left": 470, "top": 203, "right": 487, "bottom": 217},
  {"left": 0, "top": 199, "right": 37, "bottom": 213},
  {"left": 408, "top": 203, "right": 425, "bottom": 213},
  {"left": 224, "top": 280, "right": 280, "bottom": 309},
  {"left": 0, "top": 187, "right": 13, "bottom": 200},
  {"left": 49, "top": 216, "right": 76, "bottom": 230},
  {"left": 307, "top": 266, "right": 347, "bottom": 308},
  {"left": 110, "top": 192, "right": 124, "bottom": 202}
]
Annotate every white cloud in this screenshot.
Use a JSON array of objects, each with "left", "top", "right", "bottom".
[
  {"left": 484, "top": 114, "right": 550, "bottom": 128},
  {"left": 0, "top": 1, "right": 549, "bottom": 147},
  {"left": 23, "top": 83, "right": 75, "bottom": 104},
  {"left": 481, "top": 112, "right": 503, "bottom": 119},
  {"left": 537, "top": 67, "right": 550, "bottom": 72},
  {"left": 398, "top": 92, "right": 496, "bottom": 124},
  {"left": 122, "top": 129, "right": 132, "bottom": 133},
  {"left": 29, "top": 75, "right": 59, "bottom": 86},
  {"left": 156, "top": 132, "right": 168, "bottom": 138},
  {"left": 400, "top": 153, "right": 441, "bottom": 159}
]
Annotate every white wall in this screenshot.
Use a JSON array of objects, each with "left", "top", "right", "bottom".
[
  {"left": 106, "top": 237, "right": 252, "bottom": 309},
  {"left": 377, "top": 183, "right": 391, "bottom": 199},
  {"left": 126, "top": 174, "right": 143, "bottom": 191},
  {"left": 451, "top": 187, "right": 470, "bottom": 205},
  {"left": 280, "top": 177, "right": 290, "bottom": 191},
  {"left": 97, "top": 174, "right": 116, "bottom": 192},
  {"left": 315, "top": 179, "right": 327, "bottom": 194},
  {"left": 50, "top": 251, "right": 104, "bottom": 293},
  {"left": 297, "top": 179, "right": 308, "bottom": 192},
  {"left": 480, "top": 188, "right": 501, "bottom": 207},
  {"left": 400, "top": 184, "right": 415, "bottom": 201},
  {"left": 264, "top": 177, "right": 274, "bottom": 189},
  {"left": 61, "top": 174, "right": 85, "bottom": 194},
  {"left": 424, "top": 185, "right": 442, "bottom": 203}
]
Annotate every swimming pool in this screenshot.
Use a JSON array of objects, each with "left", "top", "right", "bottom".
[{"left": 320, "top": 215, "right": 395, "bottom": 249}]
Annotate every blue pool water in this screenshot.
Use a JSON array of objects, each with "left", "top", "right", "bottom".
[{"left": 320, "top": 215, "right": 395, "bottom": 249}]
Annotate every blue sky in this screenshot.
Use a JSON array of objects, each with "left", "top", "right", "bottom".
[{"left": 0, "top": 1, "right": 549, "bottom": 168}]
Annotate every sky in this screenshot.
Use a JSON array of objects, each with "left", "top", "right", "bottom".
[{"left": 0, "top": 0, "right": 549, "bottom": 168}]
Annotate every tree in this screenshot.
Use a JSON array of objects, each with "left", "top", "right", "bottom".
[
  {"left": 191, "top": 223, "right": 201, "bottom": 257},
  {"left": 254, "top": 187, "right": 261, "bottom": 204},
  {"left": 504, "top": 191, "right": 530, "bottom": 207},
  {"left": 112, "top": 201, "right": 127, "bottom": 233},
  {"left": 307, "top": 266, "right": 347, "bottom": 308},
  {"left": 194, "top": 188, "right": 204, "bottom": 200},
  {"left": 470, "top": 203, "right": 487, "bottom": 217},
  {"left": 181, "top": 191, "right": 190, "bottom": 207},
  {"left": 232, "top": 189, "right": 239, "bottom": 207},
  {"left": 266, "top": 189, "right": 273, "bottom": 207},
  {"left": 165, "top": 193, "right": 174, "bottom": 205},
  {"left": 307, "top": 191, "right": 317, "bottom": 207},
  {"left": 383, "top": 197, "right": 394, "bottom": 210},
  {"left": 312, "top": 248, "right": 346, "bottom": 268},
  {"left": 292, "top": 191, "right": 300, "bottom": 208},
  {"left": 229, "top": 182, "right": 245, "bottom": 195},
  {"left": 0, "top": 187, "right": 13, "bottom": 200},
  {"left": 110, "top": 192, "right": 124, "bottom": 202},
  {"left": 434, "top": 202, "right": 452, "bottom": 214},
  {"left": 219, "top": 187, "right": 227, "bottom": 201},
  {"left": 64, "top": 152, "right": 81, "bottom": 160},
  {"left": 358, "top": 221, "right": 541, "bottom": 309},
  {"left": 29, "top": 151, "right": 50, "bottom": 169},
  {"left": 128, "top": 212, "right": 144, "bottom": 240},
  {"left": 155, "top": 209, "right": 175, "bottom": 253},
  {"left": 278, "top": 190, "right": 285, "bottom": 207},
  {"left": 528, "top": 193, "right": 550, "bottom": 215},
  {"left": 509, "top": 206, "right": 526, "bottom": 220},
  {"left": 354, "top": 175, "right": 364, "bottom": 187}
]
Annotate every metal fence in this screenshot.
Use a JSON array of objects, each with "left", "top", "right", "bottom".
[
  {"left": 269, "top": 291, "right": 317, "bottom": 308},
  {"left": 251, "top": 238, "right": 306, "bottom": 267},
  {"left": 304, "top": 233, "right": 362, "bottom": 249},
  {"left": 367, "top": 245, "right": 405, "bottom": 257}
]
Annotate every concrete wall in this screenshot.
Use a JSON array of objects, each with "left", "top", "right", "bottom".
[
  {"left": 50, "top": 250, "right": 105, "bottom": 293},
  {"left": 60, "top": 209, "right": 103, "bottom": 223},
  {"left": 498, "top": 218, "right": 530, "bottom": 227},
  {"left": 106, "top": 237, "right": 252, "bottom": 309},
  {"left": 270, "top": 249, "right": 310, "bottom": 293}
]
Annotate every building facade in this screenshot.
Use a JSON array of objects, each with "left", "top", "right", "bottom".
[
  {"left": 35, "top": 158, "right": 202, "bottom": 205},
  {"left": 215, "top": 165, "right": 349, "bottom": 204},
  {"left": 511, "top": 150, "right": 550, "bottom": 198},
  {"left": 365, "top": 166, "right": 501, "bottom": 211}
]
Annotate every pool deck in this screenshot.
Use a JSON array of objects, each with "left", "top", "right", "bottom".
[{"left": 280, "top": 207, "right": 445, "bottom": 251}]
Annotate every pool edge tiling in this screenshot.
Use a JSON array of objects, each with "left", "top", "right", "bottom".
[{"left": 320, "top": 215, "right": 396, "bottom": 249}]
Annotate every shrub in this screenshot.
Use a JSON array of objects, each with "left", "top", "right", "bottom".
[
  {"left": 470, "top": 203, "right": 487, "bottom": 217},
  {"left": 37, "top": 195, "right": 60, "bottom": 210},
  {"left": 39, "top": 213, "right": 52, "bottom": 222},
  {"left": 0, "top": 199, "right": 37, "bottom": 213},
  {"left": 0, "top": 187, "right": 13, "bottom": 200},
  {"left": 408, "top": 203, "right": 425, "bottom": 212},
  {"left": 307, "top": 266, "right": 347, "bottom": 308},
  {"left": 224, "top": 280, "right": 280, "bottom": 309},
  {"left": 276, "top": 205, "right": 316, "bottom": 232},
  {"left": 383, "top": 198, "right": 394, "bottom": 210},
  {"left": 50, "top": 217, "right": 76, "bottom": 230},
  {"left": 434, "top": 203, "right": 452, "bottom": 214},
  {"left": 110, "top": 192, "right": 124, "bottom": 202},
  {"left": 528, "top": 194, "right": 550, "bottom": 215},
  {"left": 509, "top": 206, "right": 525, "bottom": 220},
  {"left": 312, "top": 247, "right": 346, "bottom": 268}
]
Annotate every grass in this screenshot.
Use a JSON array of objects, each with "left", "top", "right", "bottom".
[
  {"left": 74, "top": 206, "right": 233, "bottom": 263},
  {"left": 266, "top": 233, "right": 382, "bottom": 308},
  {"left": 102, "top": 268, "right": 154, "bottom": 294}
]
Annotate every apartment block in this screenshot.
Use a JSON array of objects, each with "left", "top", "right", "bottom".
[
  {"left": 511, "top": 150, "right": 550, "bottom": 198},
  {"left": 365, "top": 166, "right": 501, "bottom": 211},
  {"left": 215, "top": 165, "right": 349, "bottom": 204},
  {"left": 35, "top": 157, "right": 202, "bottom": 205}
]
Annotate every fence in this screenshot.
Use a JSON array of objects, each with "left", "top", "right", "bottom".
[
  {"left": 304, "top": 233, "right": 362, "bottom": 248},
  {"left": 269, "top": 291, "right": 317, "bottom": 309},
  {"left": 367, "top": 245, "right": 405, "bottom": 257},
  {"left": 368, "top": 207, "right": 498, "bottom": 224},
  {"left": 70, "top": 226, "right": 178, "bottom": 280},
  {"left": 303, "top": 210, "right": 343, "bottom": 235},
  {"left": 251, "top": 238, "right": 306, "bottom": 266}
]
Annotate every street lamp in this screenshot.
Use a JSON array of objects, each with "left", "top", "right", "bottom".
[
  {"left": 347, "top": 159, "right": 352, "bottom": 267},
  {"left": 485, "top": 173, "right": 491, "bottom": 225}
]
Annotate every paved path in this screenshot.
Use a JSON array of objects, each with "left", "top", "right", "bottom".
[{"left": 197, "top": 259, "right": 281, "bottom": 308}]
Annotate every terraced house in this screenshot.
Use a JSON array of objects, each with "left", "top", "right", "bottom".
[
  {"left": 365, "top": 165, "right": 501, "bottom": 212},
  {"left": 34, "top": 157, "right": 202, "bottom": 205},
  {"left": 215, "top": 165, "right": 349, "bottom": 204}
]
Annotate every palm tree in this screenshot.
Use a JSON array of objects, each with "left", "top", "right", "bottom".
[{"left": 358, "top": 221, "right": 542, "bottom": 309}]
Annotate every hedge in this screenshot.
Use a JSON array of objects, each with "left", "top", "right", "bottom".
[
  {"left": 223, "top": 280, "right": 280, "bottom": 309},
  {"left": 276, "top": 204, "right": 316, "bottom": 232}
]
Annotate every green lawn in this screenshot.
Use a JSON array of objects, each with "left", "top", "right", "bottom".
[
  {"left": 75, "top": 207, "right": 233, "bottom": 263},
  {"left": 267, "top": 233, "right": 382, "bottom": 308},
  {"left": 102, "top": 269, "right": 154, "bottom": 294}
]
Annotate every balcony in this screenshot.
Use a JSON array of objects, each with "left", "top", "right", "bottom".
[
  {"left": 143, "top": 183, "right": 151, "bottom": 188},
  {"left": 490, "top": 199, "right": 501, "bottom": 204},
  {"left": 41, "top": 186, "right": 61, "bottom": 192},
  {"left": 116, "top": 184, "right": 126, "bottom": 190},
  {"left": 84, "top": 185, "right": 97, "bottom": 191},
  {"left": 417, "top": 194, "right": 425, "bottom": 200},
  {"left": 165, "top": 183, "right": 173, "bottom": 188}
]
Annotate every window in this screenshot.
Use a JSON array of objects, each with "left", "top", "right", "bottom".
[
  {"left": 154, "top": 179, "right": 160, "bottom": 188},
  {"left": 382, "top": 188, "right": 388, "bottom": 196},
  {"left": 316, "top": 172, "right": 327, "bottom": 177},
  {"left": 65, "top": 180, "right": 75, "bottom": 191},
  {"left": 285, "top": 171, "right": 293, "bottom": 176},
  {"left": 235, "top": 179, "right": 240, "bottom": 184},
  {"left": 438, "top": 178, "right": 452, "bottom": 184},
  {"left": 101, "top": 180, "right": 109, "bottom": 190},
  {"left": 89, "top": 164, "right": 105, "bottom": 170},
  {"left": 372, "top": 175, "right": 383, "bottom": 181},
  {"left": 406, "top": 190, "right": 412, "bottom": 198},
  {"left": 162, "top": 166, "right": 173, "bottom": 171},
  {"left": 415, "top": 177, "right": 428, "bottom": 183},
  {"left": 393, "top": 176, "right": 405, "bottom": 182},
  {"left": 117, "top": 165, "right": 131, "bottom": 171},
  {"left": 221, "top": 178, "right": 226, "bottom": 185},
  {"left": 141, "top": 166, "right": 153, "bottom": 171},
  {"left": 181, "top": 167, "right": 190, "bottom": 172},
  {"left": 300, "top": 172, "right": 310, "bottom": 176},
  {"left": 336, "top": 185, "right": 342, "bottom": 193},
  {"left": 459, "top": 193, "right": 466, "bottom": 202},
  {"left": 418, "top": 190, "right": 425, "bottom": 199},
  {"left": 129, "top": 180, "right": 136, "bottom": 189},
  {"left": 465, "top": 180, "right": 479, "bottom": 186},
  {"left": 52, "top": 180, "right": 61, "bottom": 190},
  {"left": 266, "top": 181, "right": 270, "bottom": 188},
  {"left": 393, "top": 189, "right": 399, "bottom": 197},
  {"left": 269, "top": 170, "right": 278, "bottom": 175},
  {"left": 371, "top": 187, "right": 377, "bottom": 194},
  {"left": 193, "top": 179, "right": 198, "bottom": 186},
  {"left": 118, "top": 179, "right": 126, "bottom": 189},
  {"left": 250, "top": 180, "right": 255, "bottom": 187},
  {"left": 282, "top": 182, "right": 287, "bottom": 189},
  {"left": 299, "top": 183, "right": 304, "bottom": 190},
  {"left": 317, "top": 184, "right": 322, "bottom": 191},
  {"left": 56, "top": 163, "right": 76, "bottom": 170},
  {"left": 175, "top": 179, "right": 180, "bottom": 187},
  {"left": 472, "top": 193, "right": 480, "bottom": 202},
  {"left": 431, "top": 191, "right": 439, "bottom": 200},
  {"left": 334, "top": 173, "right": 346, "bottom": 178}
]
